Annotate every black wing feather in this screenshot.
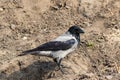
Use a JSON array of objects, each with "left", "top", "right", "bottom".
[{"left": 23, "top": 39, "right": 75, "bottom": 53}]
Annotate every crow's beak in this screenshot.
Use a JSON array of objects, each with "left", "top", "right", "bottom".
[{"left": 79, "top": 28, "right": 84, "bottom": 33}]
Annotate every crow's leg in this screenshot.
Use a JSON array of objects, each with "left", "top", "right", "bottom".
[{"left": 53, "top": 58, "right": 64, "bottom": 74}]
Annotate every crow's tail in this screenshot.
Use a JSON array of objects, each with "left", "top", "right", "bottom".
[
  {"left": 18, "top": 48, "right": 51, "bottom": 57},
  {"left": 18, "top": 49, "right": 36, "bottom": 56}
]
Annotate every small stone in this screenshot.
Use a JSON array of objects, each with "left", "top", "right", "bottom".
[
  {"left": 66, "top": 6, "right": 70, "bottom": 9},
  {"left": 51, "top": 6, "right": 59, "bottom": 10},
  {"left": 10, "top": 24, "right": 16, "bottom": 30},
  {"left": 118, "top": 66, "right": 120, "bottom": 73},
  {"left": 0, "top": 7, "right": 4, "bottom": 11},
  {"left": 105, "top": 75, "right": 113, "bottom": 79},
  {"left": 22, "top": 36, "right": 27, "bottom": 40}
]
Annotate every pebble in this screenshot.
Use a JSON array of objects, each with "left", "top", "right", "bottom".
[
  {"left": 22, "top": 36, "right": 27, "bottom": 40},
  {"left": 105, "top": 75, "right": 113, "bottom": 80},
  {"left": 51, "top": 6, "right": 59, "bottom": 10},
  {"left": 10, "top": 24, "right": 16, "bottom": 30},
  {"left": 66, "top": 6, "right": 70, "bottom": 9},
  {"left": 0, "top": 7, "right": 4, "bottom": 11},
  {"left": 118, "top": 66, "right": 120, "bottom": 73}
]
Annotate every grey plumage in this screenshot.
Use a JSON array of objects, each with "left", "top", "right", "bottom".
[{"left": 18, "top": 25, "right": 84, "bottom": 74}]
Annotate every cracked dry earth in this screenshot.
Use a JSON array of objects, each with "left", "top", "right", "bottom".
[{"left": 0, "top": 0, "right": 120, "bottom": 80}]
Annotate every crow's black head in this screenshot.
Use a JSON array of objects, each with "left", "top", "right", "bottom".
[
  {"left": 68, "top": 25, "right": 84, "bottom": 35},
  {"left": 68, "top": 25, "right": 84, "bottom": 43}
]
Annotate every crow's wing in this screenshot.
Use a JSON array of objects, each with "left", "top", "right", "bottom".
[{"left": 22, "top": 39, "right": 75, "bottom": 54}]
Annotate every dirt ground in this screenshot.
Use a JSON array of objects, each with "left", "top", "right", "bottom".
[{"left": 0, "top": 0, "right": 120, "bottom": 80}]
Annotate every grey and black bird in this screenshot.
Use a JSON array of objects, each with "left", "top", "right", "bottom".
[{"left": 18, "top": 25, "right": 84, "bottom": 74}]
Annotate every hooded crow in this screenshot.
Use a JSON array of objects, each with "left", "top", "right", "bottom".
[{"left": 18, "top": 25, "right": 84, "bottom": 74}]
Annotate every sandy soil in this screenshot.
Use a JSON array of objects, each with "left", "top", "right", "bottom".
[{"left": 0, "top": 0, "right": 120, "bottom": 80}]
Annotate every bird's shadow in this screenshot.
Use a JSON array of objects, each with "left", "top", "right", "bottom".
[{"left": 1, "top": 61, "right": 57, "bottom": 80}]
